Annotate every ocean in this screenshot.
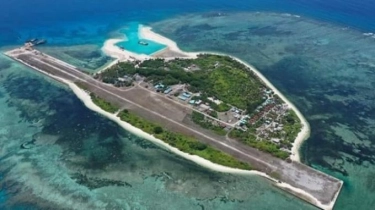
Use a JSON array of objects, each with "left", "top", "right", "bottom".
[{"left": 1, "top": 0, "right": 375, "bottom": 209}]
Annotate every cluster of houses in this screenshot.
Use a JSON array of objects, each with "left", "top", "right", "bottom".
[
  {"left": 118, "top": 75, "right": 133, "bottom": 83},
  {"left": 230, "top": 107, "right": 244, "bottom": 120},
  {"left": 103, "top": 59, "right": 297, "bottom": 153},
  {"left": 247, "top": 89, "right": 279, "bottom": 125},
  {"left": 152, "top": 82, "right": 289, "bottom": 133},
  {"left": 253, "top": 103, "right": 291, "bottom": 149},
  {"left": 189, "top": 99, "right": 203, "bottom": 106},
  {"left": 113, "top": 75, "right": 134, "bottom": 87},
  {"left": 230, "top": 87, "right": 293, "bottom": 149},
  {"left": 249, "top": 104, "right": 276, "bottom": 124},
  {"left": 153, "top": 83, "right": 178, "bottom": 95},
  {"left": 257, "top": 120, "right": 285, "bottom": 138}
]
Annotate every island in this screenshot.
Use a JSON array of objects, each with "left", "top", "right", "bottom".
[
  {"left": 95, "top": 54, "right": 302, "bottom": 160},
  {"left": 4, "top": 25, "right": 343, "bottom": 210}
]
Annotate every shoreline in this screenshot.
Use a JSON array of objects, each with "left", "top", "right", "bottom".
[
  {"left": 3, "top": 48, "right": 338, "bottom": 210},
  {"left": 103, "top": 25, "right": 310, "bottom": 162},
  {"left": 216, "top": 54, "right": 310, "bottom": 162},
  {"left": 139, "top": 25, "right": 198, "bottom": 59},
  {"left": 101, "top": 38, "right": 149, "bottom": 61},
  {"left": 67, "top": 79, "right": 331, "bottom": 210},
  {"left": 66, "top": 79, "right": 332, "bottom": 210}
]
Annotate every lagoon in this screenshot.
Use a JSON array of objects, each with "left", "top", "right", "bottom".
[{"left": 115, "top": 22, "right": 166, "bottom": 55}]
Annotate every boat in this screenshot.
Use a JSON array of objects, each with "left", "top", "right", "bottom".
[
  {"left": 35, "top": 39, "right": 47, "bottom": 45},
  {"left": 138, "top": 40, "right": 149, "bottom": 46},
  {"left": 25, "top": 38, "right": 47, "bottom": 45},
  {"left": 25, "top": 38, "right": 36, "bottom": 43}
]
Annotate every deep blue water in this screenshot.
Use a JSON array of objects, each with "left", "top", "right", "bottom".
[
  {"left": 0, "top": 175, "right": 6, "bottom": 203},
  {"left": 1, "top": 0, "right": 375, "bottom": 47}
]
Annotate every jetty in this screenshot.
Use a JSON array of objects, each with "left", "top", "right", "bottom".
[{"left": 4, "top": 46, "right": 343, "bottom": 210}]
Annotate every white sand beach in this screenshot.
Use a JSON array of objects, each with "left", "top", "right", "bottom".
[
  {"left": 101, "top": 38, "right": 149, "bottom": 63},
  {"left": 102, "top": 25, "right": 310, "bottom": 162},
  {"left": 101, "top": 25, "right": 197, "bottom": 62},
  {"left": 276, "top": 182, "right": 335, "bottom": 210},
  {"left": 139, "top": 25, "right": 198, "bottom": 59}
]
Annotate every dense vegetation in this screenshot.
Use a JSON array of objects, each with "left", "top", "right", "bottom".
[
  {"left": 281, "top": 110, "right": 302, "bottom": 143},
  {"left": 99, "top": 54, "right": 265, "bottom": 113},
  {"left": 98, "top": 62, "right": 137, "bottom": 84},
  {"left": 191, "top": 111, "right": 226, "bottom": 136},
  {"left": 118, "top": 110, "right": 251, "bottom": 170},
  {"left": 90, "top": 93, "right": 119, "bottom": 113},
  {"left": 229, "top": 129, "right": 290, "bottom": 159},
  {"left": 229, "top": 110, "right": 302, "bottom": 160}
]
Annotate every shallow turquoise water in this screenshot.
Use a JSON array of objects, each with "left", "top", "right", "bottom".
[
  {"left": 37, "top": 44, "right": 113, "bottom": 72},
  {"left": 116, "top": 22, "right": 166, "bottom": 55}
]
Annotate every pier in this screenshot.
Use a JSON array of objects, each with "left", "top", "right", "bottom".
[{"left": 4, "top": 46, "right": 343, "bottom": 210}]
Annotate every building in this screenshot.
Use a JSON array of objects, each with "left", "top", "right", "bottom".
[
  {"left": 182, "top": 92, "right": 191, "bottom": 98},
  {"left": 178, "top": 95, "right": 188, "bottom": 101},
  {"left": 271, "top": 138, "right": 281, "bottom": 144},
  {"left": 154, "top": 83, "right": 165, "bottom": 90},
  {"left": 164, "top": 87, "right": 173, "bottom": 94}
]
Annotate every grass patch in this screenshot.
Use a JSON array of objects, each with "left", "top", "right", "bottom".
[
  {"left": 191, "top": 111, "right": 227, "bottom": 136},
  {"left": 118, "top": 110, "right": 251, "bottom": 170},
  {"left": 229, "top": 130, "right": 290, "bottom": 159},
  {"left": 270, "top": 171, "right": 281, "bottom": 180},
  {"left": 74, "top": 81, "right": 89, "bottom": 91},
  {"left": 90, "top": 93, "right": 119, "bottom": 113},
  {"left": 216, "top": 103, "right": 231, "bottom": 112}
]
